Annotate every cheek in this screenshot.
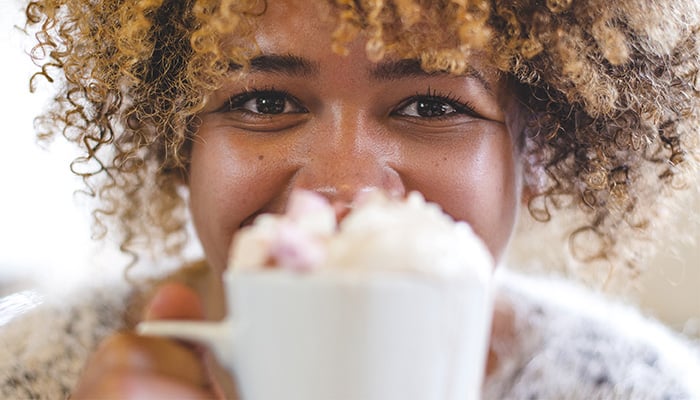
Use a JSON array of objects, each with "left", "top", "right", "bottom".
[
  {"left": 187, "top": 129, "right": 287, "bottom": 272},
  {"left": 466, "top": 144, "right": 518, "bottom": 263},
  {"left": 401, "top": 131, "right": 519, "bottom": 264}
]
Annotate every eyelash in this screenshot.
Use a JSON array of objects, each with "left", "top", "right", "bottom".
[
  {"left": 219, "top": 87, "right": 479, "bottom": 118},
  {"left": 222, "top": 88, "right": 305, "bottom": 113},
  {"left": 394, "top": 89, "right": 479, "bottom": 118}
]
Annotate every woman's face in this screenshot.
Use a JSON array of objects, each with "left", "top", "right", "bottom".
[{"left": 189, "top": 1, "right": 522, "bottom": 274}]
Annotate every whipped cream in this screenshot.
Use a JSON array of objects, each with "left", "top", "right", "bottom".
[{"left": 228, "top": 190, "right": 493, "bottom": 281}]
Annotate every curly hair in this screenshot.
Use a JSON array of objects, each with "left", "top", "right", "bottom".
[{"left": 25, "top": 0, "right": 700, "bottom": 274}]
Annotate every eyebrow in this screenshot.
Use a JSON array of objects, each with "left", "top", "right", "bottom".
[
  {"left": 368, "top": 58, "right": 432, "bottom": 81},
  {"left": 230, "top": 54, "right": 491, "bottom": 91},
  {"left": 230, "top": 54, "right": 320, "bottom": 77},
  {"left": 369, "top": 58, "right": 492, "bottom": 92}
]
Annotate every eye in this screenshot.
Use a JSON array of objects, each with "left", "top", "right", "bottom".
[
  {"left": 400, "top": 99, "right": 456, "bottom": 117},
  {"left": 225, "top": 90, "right": 307, "bottom": 115},
  {"left": 393, "top": 90, "right": 478, "bottom": 119}
]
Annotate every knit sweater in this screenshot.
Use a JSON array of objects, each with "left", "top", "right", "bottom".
[{"left": 1, "top": 269, "right": 699, "bottom": 399}]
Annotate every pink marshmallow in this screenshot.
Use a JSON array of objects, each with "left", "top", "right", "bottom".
[
  {"left": 269, "top": 222, "right": 327, "bottom": 272},
  {"left": 286, "top": 190, "right": 334, "bottom": 221}
]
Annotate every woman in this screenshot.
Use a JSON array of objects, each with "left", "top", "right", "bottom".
[{"left": 3, "top": 0, "right": 700, "bottom": 398}]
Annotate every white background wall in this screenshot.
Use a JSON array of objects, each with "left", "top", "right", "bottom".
[
  {"left": 0, "top": 0, "right": 97, "bottom": 290},
  {"left": 640, "top": 243, "right": 700, "bottom": 337},
  {"left": 1, "top": 0, "right": 698, "bottom": 336}
]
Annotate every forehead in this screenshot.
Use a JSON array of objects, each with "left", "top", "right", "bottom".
[
  {"left": 239, "top": 0, "right": 501, "bottom": 87},
  {"left": 251, "top": 1, "right": 353, "bottom": 59}
]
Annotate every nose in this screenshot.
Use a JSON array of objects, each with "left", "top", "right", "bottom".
[{"left": 291, "top": 121, "right": 405, "bottom": 210}]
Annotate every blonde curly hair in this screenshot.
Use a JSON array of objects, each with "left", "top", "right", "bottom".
[{"left": 25, "top": 0, "right": 700, "bottom": 272}]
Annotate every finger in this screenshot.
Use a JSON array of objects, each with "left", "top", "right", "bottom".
[
  {"left": 120, "top": 373, "right": 216, "bottom": 399},
  {"left": 144, "top": 282, "right": 205, "bottom": 321},
  {"left": 74, "top": 370, "right": 216, "bottom": 399},
  {"left": 83, "top": 333, "right": 211, "bottom": 388}
]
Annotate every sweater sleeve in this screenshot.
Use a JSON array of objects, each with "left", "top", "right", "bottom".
[
  {"left": 485, "top": 269, "right": 700, "bottom": 400},
  {"left": 0, "top": 286, "right": 128, "bottom": 399}
]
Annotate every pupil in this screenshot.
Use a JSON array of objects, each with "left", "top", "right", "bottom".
[
  {"left": 417, "top": 100, "right": 447, "bottom": 117},
  {"left": 256, "top": 95, "right": 285, "bottom": 114}
]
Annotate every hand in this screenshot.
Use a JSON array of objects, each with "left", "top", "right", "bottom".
[{"left": 71, "top": 283, "right": 219, "bottom": 399}]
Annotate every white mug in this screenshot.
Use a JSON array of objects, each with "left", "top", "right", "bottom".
[{"left": 138, "top": 268, "right": 493, "bottom": 400}]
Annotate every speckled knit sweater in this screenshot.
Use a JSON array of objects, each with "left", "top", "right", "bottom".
[{"left": 1, "top": 268, "right": 699, "bottom": 399}]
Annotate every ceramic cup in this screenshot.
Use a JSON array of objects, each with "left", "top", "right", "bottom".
[{"left": 138, "top": 268, "right": 493, "bottom": 400}]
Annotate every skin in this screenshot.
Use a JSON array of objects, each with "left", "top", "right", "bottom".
[
  {"left": 73, "top": 1, "right": 523, "bottom": 397},
  {"left": 190, "top": 1, "right": 521, "bottom": 275}
]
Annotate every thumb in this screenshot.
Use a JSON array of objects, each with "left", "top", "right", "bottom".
[
  {"left": 141, "top": 282, "right": 235, "bottom": 399},
  {"left": 143, "top": 282, "right": 205, "bottom": 321}
]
